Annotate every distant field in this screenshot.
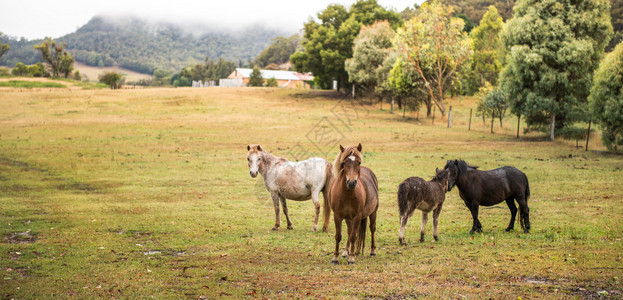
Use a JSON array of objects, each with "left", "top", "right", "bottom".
[
  {"left": 0, "top": 80, "right": 66, "bottom": 88},
  {"left": 0, "top": 87, "right": 621, "bottom": 298},
  {"left": 74, "top": 62, "right": 152, "bottom": 82}
]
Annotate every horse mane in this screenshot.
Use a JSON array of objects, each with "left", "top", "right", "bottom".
[
  {"left": 456, "top": 160, "right": 478, "bottom": 175},
  {"left": 332, "top": 146, "right": 363, "bottom": 178}
]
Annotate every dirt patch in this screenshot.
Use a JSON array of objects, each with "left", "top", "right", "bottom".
[{"left": 4, "top": 230, "right": 38, "bottom": 244}]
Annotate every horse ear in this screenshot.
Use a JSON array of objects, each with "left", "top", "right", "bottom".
[
  {"left": 436, "top": 167, "right": 439, "bottom": 173},
  {"left": 257, "top": 145, "right": 263, "bottom": 152},
  {"left": 247, "top": 145, "right": 251, "bottom": 151},
  {"left": 339, "top": 145, "right": 345, "bottom": 152},
  {"left": 357, "top": 143, "right": 362, "bottom": 152}
]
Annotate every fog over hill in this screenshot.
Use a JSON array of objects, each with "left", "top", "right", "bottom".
[{"left": 0, "top": 15, "right": 293, "bottom": 74}]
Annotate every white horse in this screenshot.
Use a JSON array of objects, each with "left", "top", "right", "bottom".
[{"left": 246, "top": 144, "right": 333, "bottom": 231}]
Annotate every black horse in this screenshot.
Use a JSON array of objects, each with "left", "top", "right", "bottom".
[{"left": 443, "top": 160, "right": 530, "bottom": 234}]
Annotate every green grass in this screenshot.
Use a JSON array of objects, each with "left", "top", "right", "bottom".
[
  {"left": 0, "top": 80, "right": 67, "bottom": 88},
  {"left": 0, "top": 87, "right": 621, "bottom": 298}
]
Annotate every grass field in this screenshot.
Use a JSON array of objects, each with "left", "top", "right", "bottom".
[{"left": 0, "top": 86, "right": 621, "bottom": 298}]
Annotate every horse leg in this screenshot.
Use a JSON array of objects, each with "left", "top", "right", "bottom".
[
  {"left": 432, "top": 203, "right": 443, "bottom": 241},
  {"left": 270, "top": 192, "right": 281, "bottom": 230},
  {"left": 331, "top": 217, "right": 342, "bottom": 264},
  {"left": 369, "top": 211, "right": 377, "bottom": 256},
  {"left": 279, "top": 195, "right": 293, "bottom": 230},
  {"left": 348, "top": 218, "right": 360, "bottom": 264},
  {"left": 311, "top": 188, "right": 321, "bottom": 232},
  {"left": 342, "top": 220, "right": 351, "bottom": 257},
  {"left": 517, "top": 197, "right": 530, "bottom": 233},
  {"left": 398, "top": 213, "right": 410, "bottom": 246},
  {"left": 469, "top": 202, "right": 482, "bottom": 234},
  {"left": 505, "top": 198, "right": 517, "bottom": 232},
  {"left": 420, "top": 211, "right": 428, "bottom": 242}
]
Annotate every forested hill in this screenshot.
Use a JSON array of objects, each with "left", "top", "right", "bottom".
[{"left": 0, "top": 16, "right": 291, "bottom": 74}]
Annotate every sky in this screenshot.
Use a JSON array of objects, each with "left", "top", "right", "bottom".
[{"left": 0, "top": 0, "right": 425, "bottom": 40}]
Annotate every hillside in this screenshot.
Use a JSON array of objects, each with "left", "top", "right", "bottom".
[
  {"left": 73, "top": 62, "right": 152, "bottom": 82},
  {"left": 0, "top": 16, "right": 292, "bottom": 74}
]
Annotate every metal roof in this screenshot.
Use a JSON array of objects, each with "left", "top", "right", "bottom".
[{"left": 233, "top": 68, "right": 313, "bottom": 81}]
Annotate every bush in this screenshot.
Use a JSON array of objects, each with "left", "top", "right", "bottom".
[
  {"left": 265, "top": 77, "right": 278, "bottom": 87},
  {"left": 11, "top": 62, "right": 30, "bottom": 76}
]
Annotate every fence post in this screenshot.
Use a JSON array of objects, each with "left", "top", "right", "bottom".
[
  {"left": 432, "top": 106, "right": 436, "bottom": 125},
  {"left": 491, "top": 111, "right": 495, "bottom": 134},
  {"left": 469, "top": 108, "right": 472, "bottom": 131},
  {"left": 516, "top": 114, "right": 521, "bottom": 138},
  {"left": 447, "top": 106, "right": 452, "bottom": 128},
  {"left": 585, "top": 120, "right": 591, "bottom": 151}
]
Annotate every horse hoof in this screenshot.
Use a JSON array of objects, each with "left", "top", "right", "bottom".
[
  {"left": 419, "top": 239, "right": 425, "bottom": 243},
  {"left": 287, "top": 226, "right": 293, "bottom": 230},
  {"left": 321, "top": 227, "right": 328, "bottom": 233},
  {"left": 370, "top": 253, "right": 376, "bottom": 257},
  {"left": 505, "top": 228, "right": 513, "bottom": 232},
  {"left": 331, "top": 260, "right": 339, "bottom": 265},
  {"left": 434, "top": 237, "right": 439, "bottom": 242},
  {"left": 347, "top": 261, "right": 355, "bottom": 265},
  {"left": 272, "top": 227, "right": 279, "bottom": 231}
]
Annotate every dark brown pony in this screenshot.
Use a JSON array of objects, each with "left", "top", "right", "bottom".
[
  {"left": 330, "top": 144, "right": 379, "bottom": 264},
  {"left": 443, "top": 160, "right": 531, "bottom": 234},
  {"left": 397, "top": 169, "right": 450, "bottom": 245}
]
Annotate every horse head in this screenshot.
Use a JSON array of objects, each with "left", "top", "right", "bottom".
[
  {"left": 336, "top": 143, "right": 362, "bottom": 191},
  {"left": 246, "top": 144, "right": 263, "bottom": 178},
  {"left": 443, "top": 160, "right": 460, "bottom": 191},
  {"left": 434, "top": 168, "right": 451, "bottom": 192}
]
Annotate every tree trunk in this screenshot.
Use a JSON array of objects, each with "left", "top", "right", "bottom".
[
  {"left": 549, "top": 112, "right": 555, "bottom": 141},
  {"left": 390, "top": 98, "right": 394, "bottom": 114},
  {"left": 426, "top": 102, "right": 432, "bottom": 118}
]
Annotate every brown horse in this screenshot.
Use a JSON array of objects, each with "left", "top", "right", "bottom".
[
  {"left": 397, "top": 169, "right": 450, "bottom": 245},
  {"left": 330, "top": 144, "right": 379, "bottom": 264}
]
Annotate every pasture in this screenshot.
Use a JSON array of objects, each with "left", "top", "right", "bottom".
[{"left": 0, "top": 86, "right": 621, "bottom": 298}]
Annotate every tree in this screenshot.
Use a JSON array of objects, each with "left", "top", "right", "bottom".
[
  {"left": 290, "top": 0, "right": 402, "bottom": 90},
  {"left": 483, "top": 85, "right": 509, "bottom": 127},
  {"left": 152, "top": 69, "right": 171, "bottom": 86},
  {"left": 394, "top": 1, "right": 473, "bottom": 117},
  {"left": 99, "top": 71, "right": 123, "bottom": 89},
  {"left": 500, "top": 0, "right": 613, "bottom": 141},
  {"left": 387, "top": 56, "right": 430, "bottom": 116},
  {"left": 59, "top": 52, "right": 75, "bottom": 78},
  {"left": 248, "top": 65, "right": 264, "bottom": 86},
  {"left": 34, "top": 37, "right": 74, "bottom": 78},
  {"left": 345, "top": 20, "right": 395, "bottom": 101},
  {"left": 0, "top": 32, "right": 10, "bottom": 59},
  {"left": 255, "top": 35, "right": 299, "bottom": 67},
  {"left": 589, "top": 41, "right": 623, "bottom": 152},
  {"left": 466, "top": 6, "right": 505, "bottom": 94}
]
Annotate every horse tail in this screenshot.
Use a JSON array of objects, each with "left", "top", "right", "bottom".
[
  {"left": 397, "top": 182, "right": 409, "bottom": 218},
  {"left": 524, "top": 173, "right": 530, "bottom": 200},
  {"left": 355, "top": 218, "right": 367, "bottom": 256},
  {"left": 322, "top": 162, "right": 333, "bottom": 232},
  {"left": 520, "top": 172, "right": 530, "bottom": 232}
]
